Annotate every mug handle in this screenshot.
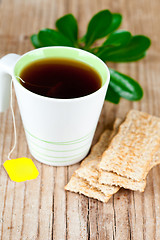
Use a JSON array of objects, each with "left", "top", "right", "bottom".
[{"left": 0, "top": 54, "right": 21, "bottom": 112}]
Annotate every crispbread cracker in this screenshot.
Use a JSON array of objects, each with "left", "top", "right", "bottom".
[
  {"left": 99, "top": 110, "right": 160, "bottom": 181},
  {"left": 64, "top": 173, "right": 119, "bottom": 203},
  {"left": 65, "top": 119, "right": 121, "bottom": 202},
  {"left": 99, "top": 117, "right": 160, "bottom": 192},
  {"left": 99, "top": 170, "right": 146, "bottom": 192},
  {"left": 99, "top": 148, "right": 160, "bottom": 192},
  {"left": 76, "top": 158, "right": 120, "bottom": 195},
  {"left": 148, "top": 150, "right": 160, "bottom": 169},
  {"left": 77, "top": 115, "right": 160, "bottom": 192},
  {"left": 77, "top": 146, "right": 160, "bottom": 192},
  {"left": 75, "top": 119, "right": 121, "bottom": 194}
]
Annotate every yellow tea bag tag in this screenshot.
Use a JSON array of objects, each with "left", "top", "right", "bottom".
[{"left": 3, "top": 157, "right": 39, "bottom": 182}]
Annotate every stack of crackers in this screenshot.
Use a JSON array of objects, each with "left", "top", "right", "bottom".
[{"left": 65, "top": 110, "right": 160, "bottom": 203}]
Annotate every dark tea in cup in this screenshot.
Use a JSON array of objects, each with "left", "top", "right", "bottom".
[{"left": 19, "top": 58, "right": 102, "bottom": 99}]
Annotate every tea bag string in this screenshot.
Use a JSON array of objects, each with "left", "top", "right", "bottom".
[{"left": 8, "top": 78, "right": 17, "bottom": 160}]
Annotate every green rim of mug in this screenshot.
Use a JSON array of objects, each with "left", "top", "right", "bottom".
[{"left": 14, "top": 47, "right": 109, "bottom": 87}]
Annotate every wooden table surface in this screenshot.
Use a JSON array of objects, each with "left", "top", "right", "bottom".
[{"left": 0, "top": 0, "right": 160, "bottom": 239}]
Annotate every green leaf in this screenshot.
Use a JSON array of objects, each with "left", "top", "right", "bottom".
[
  {"left": 78, "top": 13, "right": 122, "bottom": 45},
  {"left": 30, "top": 10, "right": 151, "bottom": 105},
  {"left": 95, "top": 30, "right": 132, "bottom": 59},
  {"left": 105, "top": 84, "right": 121, "bottom": 104},
  {"left": 98, "top": 35, "right": 151, "bottom": 62},
  {"left": 104, "top": 13, "right": 122, "bottom": 35},
  {"left": 102, "top": 30, "right": 132, "bottom": 47},
  {"left": 30, "top": 34, "right": 43, "bottom": 48},
  {"left": 78, "top": 35, "right": 86, "bottom": 43},
  {"left": 85, "top": 10, "right": 112, "bottom": 47},
  {"left": 56, "top": 14, "right": 78, "bottom": 44},
  {"left": 38, "top": 28, "right": 74, "bottom": 47},
  {"left": 109, "top": 68, "right": 143, "bottom": 101},
  {"left": 117, "top": 52, "right": 146, "bottom": 62}
]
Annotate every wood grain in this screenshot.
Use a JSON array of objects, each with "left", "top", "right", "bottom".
[{"left": 0, "top": 0, "right": 160, "bottom": 239}]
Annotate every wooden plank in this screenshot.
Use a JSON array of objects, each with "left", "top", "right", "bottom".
[
  {"left": 97, "top": 199, "right": 115, "bottom": 240},
  {"left": 128, "top": 191, "right": 144, "bottom": 240},
  {"left": 52, "top": 167, "right": 67, "bottom": 240},
  {"left": 66, "top": 164, "right": 88, "bottom": 240},
  {"left": 112, "top": 189, "right": 131, "bottom": 240},
  {"left": 37, "top": 165, "right": 54, "bottom": 240}
]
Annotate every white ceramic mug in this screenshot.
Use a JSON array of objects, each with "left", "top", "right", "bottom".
[{"left": 0, "top": 47, "right": 110, "bottom": 166}]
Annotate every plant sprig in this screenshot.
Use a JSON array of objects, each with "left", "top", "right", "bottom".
[{"left": 31, "top": 10, "right": 151, "bottom": 104}]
